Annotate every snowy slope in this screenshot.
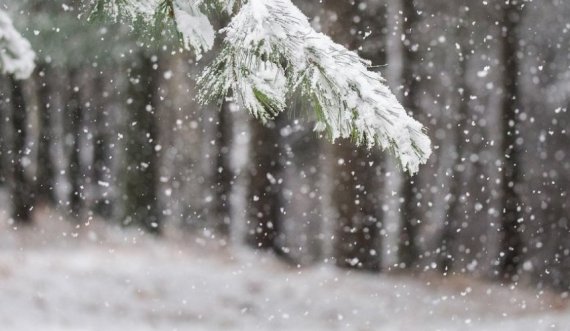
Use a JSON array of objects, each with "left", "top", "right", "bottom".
[{"left": 0, "top": 209, "right": 569, "bottom": 331}]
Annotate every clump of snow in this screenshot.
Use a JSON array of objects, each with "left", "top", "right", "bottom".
[
  {"left": 0, "top": 9, "right": 36, "bottom": 80},
  {"left": 173, "top": 0, "right": 215, "bottom": 59}
]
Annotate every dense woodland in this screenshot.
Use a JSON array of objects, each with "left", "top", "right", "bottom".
[{"left": 1, "top": 0, "right": 570, "bottom": 292}]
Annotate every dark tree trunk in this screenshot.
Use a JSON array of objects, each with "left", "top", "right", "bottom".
[
  {"left": 35, "top": 66, "right": 56, "bottom": 205},
  {"left": 323, "top": 0, "right": 386, "bottom": 271},
  {"left": 212, "top": 101, "right": 234, "bottom": 236},
  {"left": 123, "top": 56, "right": 161, "bottom": 234},
  {"left": 0, "top": 79, "right": 8, "bottom": 185},
  {"left": 285, "top": 129, "right": 323, "bottom": 264},
  {"left": 398, "top": 0, "right": 423, "bottom": 269},
  {"left": 8, "top": 76, "right": 34, "bottom": 224},
  {"left": 92, "top": 75, "right": 113, "bottom": 218},
  {"left": 439, "top": 37, "right": 470, "bottom": 274},
  {"left": 246, "top": 117, "right": 283, "bottom": 251},
  {"left": 498, "top": 1, "right": 525, "bottom": 280},
  {"left": 67, "top": 70, "right": 84, "bottom": 219},
  {"left": 333, "top": 142, "right": 383, "bottom": 271}
]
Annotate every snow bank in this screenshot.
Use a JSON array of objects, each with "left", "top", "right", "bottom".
[{"left": 0, "top": 213, "right": 568, "bottom": 331}]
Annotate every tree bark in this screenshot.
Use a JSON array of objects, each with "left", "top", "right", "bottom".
[
  {"left": 439, "top": 34, "right": 471, "bottom": 274},
  {"left": 398, "top": 0, "right": 423, "bottom": 269},
  {"left": 0, "top": 79, "right": 7, "bottom": 186},
  {"left": 35, "top": 65, "right": 57, "bottom": 205},
  {"left": 8, "top": 76, "right": 34, "bottom": 224},
  {"left": 212, "top": 101, "right": 234, "bottom": 236},
  {"left": 123, "top": 56, "right": 162, "bottom": 234},
  {"left": 92, "top": 75, "right": 113, "bottom": 218},
  {"left": 333, "top": 141, "right": 383, "bottom": 271},
  {"left": 66, "top": 70, "right": 85, "bottom": 219},
  {"left": 246, "top": 117, "right": 283, "bottom": 252},
  {"left": 498, "top": 1, "right": 525, "bottom": 280},
  {"left": 322, "top": 0, "right": 386, "bottom": 271}
]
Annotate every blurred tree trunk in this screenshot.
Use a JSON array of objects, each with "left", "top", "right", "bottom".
[
  {"left": 67, "top": 70, "right": 85, "bottom": 219},
  {"left": 35, "top": 66, "right": 56, "bottom": 205},
  {"left": 0, "top": 79, "right": 8, "bottom": 185},
  {"left": 92, "top": 75, "right": 113, "bottom": 218},
  {"left": 322, "top": 0, "right": 385, "bottom": 271},
  {"left": 283, "top": 128, "right": 324, "bottom": 264},
  {"left": 123, "top": 56, "right": 161, "bottom": 234},
  {"left": 8, "top": 76, "right": 34, "bottom": 224},
  {"left": 212, "top": 101, "right": 233, "bottom": 236},
  {"left": 439, "top": 25, "right": 471, "bottom": 273},
  {"left": 246, "top": 117, "right": 283, "bottom": 252},
  {"left": 398, "top": 0, "right": 422, "bottom": 269},
  {"left": 498, "top": 0, "right": 525, "bottom": 280},
  {"left": 333, "top": 143, "right": 383, "bottom": 271}
]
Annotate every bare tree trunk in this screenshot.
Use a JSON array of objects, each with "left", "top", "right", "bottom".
[
  {"left": 35, "top": 65, "right": 56, "bottom": 205},
  {"left": 498, "top": 1, "right": 525, "bottom": 280},
  {"left": 333, "top": 142, "right": 383, "bottom": 271},
  {"left": 92, "top": 75, "right": 113, "bottom": 218},
  {"left": 123, "top": 56, "right": 162, "bottom": 234},
  {"left": 398, "top": 0, "right": 423, "bottom": 269},
  {"left": 8, "top": 76, "right": 34, "bottom": 224},
  {"left": 212, "top": 101, "right": 234, "bottom": 236},
  {"left": 246, "top": 117, "right": 283, "bottom": 251},
  {"left": 0, "top": 79, "right": 8, "bottom": 185},
  {"left": 321, "top": 0, "right": 386, "bottom": 272},
  {"left": 67, "top": 70, "right": 85, "bottom": 219},
  {"left": 439, "top": 36, "right": 471, "bottom": 273}
]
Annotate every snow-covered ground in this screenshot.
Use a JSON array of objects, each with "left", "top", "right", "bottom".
[{"left": 0, "top": 209, "right": 569, "bottom": 331}]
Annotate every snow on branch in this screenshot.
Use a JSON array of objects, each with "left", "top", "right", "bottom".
[
  {"left": 300, "top": 35, "right": 431, "bottom": 174},
  {"left": 89, "top": 0, "right": 215, "bottom": 57},
  {"left": 0, "top": 9, "right": 36, "bottom": 80},
  {"left": 197, "top": 0, "right": 305, "bottom": 122},
  {"left": 90, "top": 0, "right": 431, "bottom": 173},
  {"left": 172, "top": 0, "right": 215, "bottom": 58},
  {"left": 198, "top": 0, "right": 431, "bottom": 173}
]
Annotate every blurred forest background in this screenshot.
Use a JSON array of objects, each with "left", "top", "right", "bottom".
[{"left": 1, "top": 0, "right": 570, "bottom": 295}]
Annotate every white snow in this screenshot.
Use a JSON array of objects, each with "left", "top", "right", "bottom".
[
  {"left": 0, "top": 9, "right": 36, "bottom": 80},
  {"left": 0, "top": 208, "right": 569, "bottom": 331},
  {"left": 173, "top": 0, "right": 215, "bottom": 59}
]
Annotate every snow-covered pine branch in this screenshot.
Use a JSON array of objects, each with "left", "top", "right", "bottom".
[
  {"left": 89, "top": 0, "right": 432, "bottom": 174},
  {"left": 172, "top": 0, "right": 215, "bottom": 57},
  {"left": 88, "top": 0, "right": 216, "bottom": 58},
  {"left": 198, "top": 0, "right": 431, "bottom": 173},
  {"left": 0, "top": 9, "right": 36, "bottom": 80}
]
